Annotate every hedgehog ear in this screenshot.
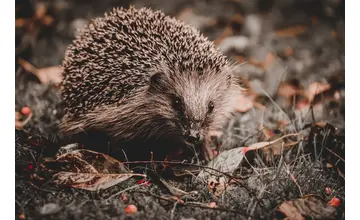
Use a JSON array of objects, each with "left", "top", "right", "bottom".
[{"left": 148, "top": 72, "right": 167, "bottom": 93}]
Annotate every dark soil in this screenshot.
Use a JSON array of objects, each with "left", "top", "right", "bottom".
[{"left": 15, "top": 0, "right": 345, "bottom": 219}]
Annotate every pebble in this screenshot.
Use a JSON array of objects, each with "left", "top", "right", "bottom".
[{"left": 39, "top": 203, "right": 61, "bottom": 215}]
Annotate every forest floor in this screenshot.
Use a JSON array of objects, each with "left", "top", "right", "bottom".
[{"left": 15, "top": 0, "right": 345, "bottom": 219}]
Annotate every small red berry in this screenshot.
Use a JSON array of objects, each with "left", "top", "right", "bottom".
[
  {"left": 21, "top": 106, "right": 31, "bottom": 115},
  {"left": 27, "top": 163, "right": 34, "bottom": 171},
  {"left": 125, "top": 204, "right": 137, "bottom": 214},
  {"left": 328, "top": 197, "right": 341, "bottom": 207}
]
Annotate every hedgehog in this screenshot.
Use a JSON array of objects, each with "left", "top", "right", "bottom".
[{"left": 60, "top": 7, "right": 243, "bottom": 162}]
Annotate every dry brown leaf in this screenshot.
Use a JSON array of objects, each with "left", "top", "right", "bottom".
[
  {"left": 35, "top": 66, "right": 63, "bottom": 86},
  {"left": 278, "top": 83, "right": 298, "bottom": 99},
  {"left": 275, "top": 25, "right": 307, "bottom": 37},
  {"left": 261, "top": 126, "right": 277, "bottom": 141},
  {"left": 40, "top": 149, "right": 141, "bottom": 190},
  {"left": 18, "top": 58, "right": 63, "bottom": 86},
  {"left": 54, "top": 172, "right": 145, "bottom": 191},
  {"left": 246, "top": 133, "right": 300, "bottom": 151},
  {"left": 305, "top": 82, "right": 331, "bottom": 102},
  {"left": 43, "top": 149, "right": 130, "bottom": 174},
  {"left": 278, "top": 196, "right": 338, "bottom": 220},
  {"left": 15, "top": 111, "right": 32, "bottom": 130},
  {"left": 207, "top": 177, "right": 227, "bottom": 197},
  {"left": 279, "top": 201, "right": 305, "bottom": 220},
  {"left": 198, "top": 134, "right": 300, "bottom": 180}
]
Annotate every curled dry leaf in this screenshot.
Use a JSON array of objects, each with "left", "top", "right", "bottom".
[
  {"left": 207, "top": 177, "right": 227, "bottom": 197},
  {"left": 36, "top": 66, "right": 63, "bottom": 86},
  {"left": 197, "top": 133, "right": 300, "bottom": 180},
  {"left": 278, "top": 196, "right": 338, "bottom": 220},
  {"left": 15, "top": 111, "right": 32, "bottom": 130},
  {"left": 305, "top": 82, "right": 331, "bottom": 102},
  {"left": 54, "top": 172, "right": 145, "bottom": 191},
  {"left": 197, "top": 146, "right": 245, "bottom": 180},
  {"left": 278, "top": 201, "right": 305, "bottom": 220},
  {"left": 18, "top": 58, "right": 63, "bottom": 86},
  {"left": 41, "top": 149, "right": 144, "bottom": 191},
  {"left": 278, "top": 82, "right": 298, "bottom": 99}
]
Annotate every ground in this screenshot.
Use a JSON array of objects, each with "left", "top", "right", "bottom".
[{"left": 15, "top": 0, "right": 345, "bottom": 219}]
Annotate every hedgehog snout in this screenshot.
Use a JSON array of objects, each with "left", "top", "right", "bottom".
[{"left": 185, "top": 129, "right": 202, "bottom": 144}]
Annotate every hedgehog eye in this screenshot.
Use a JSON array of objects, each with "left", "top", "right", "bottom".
[
  {"left": 172, "top": 96, "right": 182, "bottom": 110},
  {"left": 208, "top": 101, "right": 214, "bottom": 113}
]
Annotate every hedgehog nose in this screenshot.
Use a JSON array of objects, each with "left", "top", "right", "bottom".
[{"left": 185, "top": 130, "right": 201, "bottom": 144}]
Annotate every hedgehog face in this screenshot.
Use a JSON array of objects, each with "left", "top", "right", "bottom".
[{"left": 148, "top": 70, "right": 241, "bottom": 159}]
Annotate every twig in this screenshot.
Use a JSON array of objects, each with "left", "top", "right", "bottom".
[
  {"left": 138, "top": 191, "right": 259, "bottom": 218},
  {"left": 122, "top": 160, "right": 247, "bottom": 183},
  {"left": 284, "top": 162, "right": 303, "bottom": 196},
  {"left": 105, "top": 182, "right": 146, "bottom": 201},
  {"left": 324, "top": 147, "right": 345, "bottom": 162}
]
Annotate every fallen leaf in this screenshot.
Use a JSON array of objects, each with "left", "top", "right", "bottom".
[
  {"left": 54, "top": 172, "right": 145, "bottom": 191},
  {"left": 197, "top": 134, "right": 300, "bottom": 180},
  {"left": 305, "top": 82, "right": 331, "bottom": 102},
  {"left": 35, "top": 66, "right": 63, "bottom": 86},
  {"left": 15, "top": 111, "right": 32, "bottom": 130},
  {"left": 40, "top": 149, "right": 145, "bottom": 191},
  {"left": 261, "top": 126, "right": 277, "bottom": 140},
  {"left": 275, "top": 25, "right": 307, "bottom": 37},
  {"left": 197, "top": 146, "right": 245, "bottom": 180},
  {"left": 278, "top": 82, "right": 298, "bottom": 99},
  {"left": 278, "top": 196, "right": 337, "bottom": 219},
  {"left": 207, "top": 177, "right": 227, "bottom": 197},
  {"left": 18, "top": 58, "right": 63, "bottom": 86},
  {"left": 43, "top": 149, "right": 130, "bottom": 174},
  {"left": 278, "top": 201, "right": 305, "bottom": 220}
]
